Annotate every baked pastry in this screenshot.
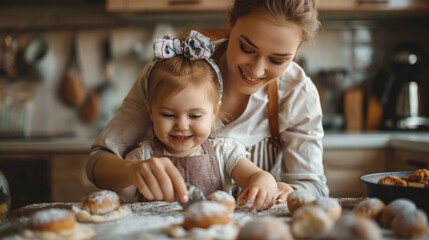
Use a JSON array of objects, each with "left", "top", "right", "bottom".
[
  {"left": 325, "top": 212, "right": 382, "bottom": 240},
  {"left": 29, "top": 208, "right": 76, "bottom": 233},
  {"left": 286, "top": 190, "right": 315, "bottom": 214},
  {"left": 81, "top": 190, "right": 121, "bottom": 215},
  {"left": 206, "top": 191, "right": 236, "bottom": 213},
  {"left": 379, "top": 198, "right": 417, "bottom": 228},
  {"left": 290, "top": 205, "right": 334, "bottom": 239},
  {"left": 182, "top": 200, "right": 230, "bottom": 230},
  {"left": 407, "top": 169, "right": 429, "bottom": 187},
  {"left": 21, "top": 208, "right": 95, "bottom": 240},
  {"left": 72, "top": 190, "right": 131, "bottom": 223},
  {"left": 392, "top": 208, "right": 429, "bottom": 238},
  {"left": 378, "top": 175, "right": 407, "bottom": 186},
  {"left": 352, "top": 197, "right": 385, "bottom": 221},
  {"left": 377, "top": 169, "right": 429, "bottom": 188},
  {"left": 406, "top": 181, "right": 426, "bottom": 188},
  {"left": 408, "top": 169, "right": 429, "bottom": 182},
  {"left": 311, "top": 196, "right": 342, "bottom": 221},
  {"left": 236, "top": 217, "right": 293, "bottom": 240}
]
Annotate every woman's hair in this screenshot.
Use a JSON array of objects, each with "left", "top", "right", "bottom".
[
  {"left": 228, "top": 0, "right": 320, "bottom": 44},
  {"left": 145, "top": 56, "right": 221, "bottom": 107}
]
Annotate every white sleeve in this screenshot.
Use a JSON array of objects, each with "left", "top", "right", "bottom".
[
  {"left": 212, "top": 138, "right": 250, "bottom": 177},
  {"left": 278, "top": 71, "right": 328, "bottom": 197}
]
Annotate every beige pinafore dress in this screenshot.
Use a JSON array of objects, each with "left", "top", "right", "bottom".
[{"left": 152, "top": 138, "right": 223, "bottom": 197}]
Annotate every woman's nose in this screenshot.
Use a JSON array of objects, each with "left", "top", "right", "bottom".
[{"left": 249, "top": 57, "right": 265, "bottom": 79}]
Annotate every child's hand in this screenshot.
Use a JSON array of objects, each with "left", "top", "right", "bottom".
[
  {"left": 236, "top": 171, "right": 277, "bottom": 211},
  {"left": 126, "top": 156, "right": 188, "bottom": 203},
  {"left": 276, "top": 182, "right": 294, "bottom": 204}
]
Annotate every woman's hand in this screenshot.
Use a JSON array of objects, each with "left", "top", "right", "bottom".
[
  {"left": 236, "top": 171, "right": 278, "bottom": 211},
  {"left": 126, "top": 157, "right": 188, "bottom": 203},
  {"left": 276, "top": 182, "right": 294, "bottom": 204}
]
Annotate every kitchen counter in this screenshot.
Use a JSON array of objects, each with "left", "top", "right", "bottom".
[
  {"left": 0, "top": 132, "right": 428, "bottom": 153},
  {"left": 3, "top": 198, "right": 425, "bottom": 240},
  {"left": 323, "top": 132, "right": 429, "bottom": 152},
  {"left": 0, "top": 136, "right": 93, "bottom": 153}
]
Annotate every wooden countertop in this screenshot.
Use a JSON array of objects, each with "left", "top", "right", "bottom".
[{"left": 2, "top": 198, "right": 426, "bottom": 239}]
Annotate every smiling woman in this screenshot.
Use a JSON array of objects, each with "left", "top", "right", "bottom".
[{"left": 87, "top": 0, "right": 328, "bottom": 206}]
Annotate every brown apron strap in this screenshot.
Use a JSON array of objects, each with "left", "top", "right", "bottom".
[{"left": 267, "top": 80, "right": 281, "bottom": 148}]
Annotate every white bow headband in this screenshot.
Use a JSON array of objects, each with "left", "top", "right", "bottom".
[{"left": 144, "top": 30, "right": 223, "bottom": 97}]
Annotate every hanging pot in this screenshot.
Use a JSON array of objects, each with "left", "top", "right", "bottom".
[
  {"left": 78, "top": 35, "right": 114, "bottom": 126},
  {"left": 57, "top": 35, "right": 86, "bottom": 108},
  {"left": 78, "top": 89, "right": 101, "bottom": 125}
]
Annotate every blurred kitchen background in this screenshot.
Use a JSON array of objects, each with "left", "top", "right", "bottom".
[
  {"left": 1, "top": 0, "right": 429, "bottom": 210},
  {"left": 0, "top": 0, "right": 428, "bottom": 138}
]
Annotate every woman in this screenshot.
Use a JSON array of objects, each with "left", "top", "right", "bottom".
[{"left": 86, "top": 0, "right": 329, "bottom": 204}]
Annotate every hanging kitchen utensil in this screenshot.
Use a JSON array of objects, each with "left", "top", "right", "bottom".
[
  {"left": 58, "top": 34, "right": 86, "bottom": 108},
  {"left": 79, "top": 34, "right": 114, "bottom": 126},
  {"left": 24, "top": 36, "right": 49, "bottom": 81},
  {"left": 2, "top": 35, "right": 20, "bottom": 80},
  {"left": 78, "top": 89, "right": 101, "bottom": 125},
  {"left": 96, "top": 34, "right": 114, "bottom": 96}
]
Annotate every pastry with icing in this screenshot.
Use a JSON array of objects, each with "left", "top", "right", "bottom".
[{"left": 72, "top": 190, "right": 131, "bottom": 223}]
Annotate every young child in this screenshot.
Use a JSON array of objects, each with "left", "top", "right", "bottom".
[{"left": 119, "top": 30, "right": 278, "bottom": 210}]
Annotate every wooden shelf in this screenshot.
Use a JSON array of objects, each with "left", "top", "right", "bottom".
[
  {"left": 106, "top": 0, "right": 233, "bottom": 13},
  {"left": 0, "top": 0, "right": 428, "bottom": 31},
  {"left": 317, "top": 0, "right": 429, "bottom": 12},
  {"left": 106, "top": 0, "right": 429, "bottom": 14}
]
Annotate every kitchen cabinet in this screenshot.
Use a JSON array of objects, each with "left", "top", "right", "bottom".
[
  {"left": 317, "top": 0, "right": 429, "bottom": 13},
  {"left": 0, "top": 151, "right": 98, "bottom": 208},
  {"left": 323, "top": 149, "right": 387, "bottom": 198},
  {"left": 107, "top": 0, "right": 429, "bottom": 15},
  {"left": 106, "top": 0, "right": 232, "bottom": 12},
  {"left": 387, "top": 149, "right": 429, "bottom": 171},
  {"left": 0, "top": 153, "right": 51, "bottom": 210},
  {"left": 51, "top": 153, "right": 99, "bottom": 202}
]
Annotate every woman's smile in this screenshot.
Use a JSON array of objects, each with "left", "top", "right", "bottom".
[{"left": 239, "top": 66, "right": 265, "bottom": 86}]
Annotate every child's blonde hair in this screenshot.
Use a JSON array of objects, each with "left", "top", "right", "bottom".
[{"left": 145, "top": 55, "right": 221, "bottom": 108}]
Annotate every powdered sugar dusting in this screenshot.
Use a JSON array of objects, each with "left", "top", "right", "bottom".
[
  {"left": 88, "top": 201, "right": 184, "bottom": 239},
  {"left": 386, "top": 198, "right": 416, "bottom": 212},
  {"left": 30, "top": 208, "right": 73, "bottom": 226},
  {"left": 186, "top": 201, "right": 228, "bottom": 220},
  {"left": 207, "top": 191, "right": 235, "bottom": 202},
  {"left": 288, "top": 190, "right": 315, "bottom": 202},
  {"left": 313, "top": 197, "right": 340, "bottom": 211},
  {"left": 87, "top": 190, "right": 119, "bottom": 203},
  {"left": 395, "top": 208, "right": 428, "bottom": 225},
  {"left": 353, "top": 198, "right": 384, "bottom": 216}
]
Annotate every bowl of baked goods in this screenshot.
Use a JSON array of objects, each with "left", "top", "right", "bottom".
[{"left": 360, "top": 169, "right": 429, "bottom": 215}]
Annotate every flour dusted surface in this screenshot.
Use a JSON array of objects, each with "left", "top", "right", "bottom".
[{"left": 8, "top": 201, "right": 290, "bottom": 239}]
